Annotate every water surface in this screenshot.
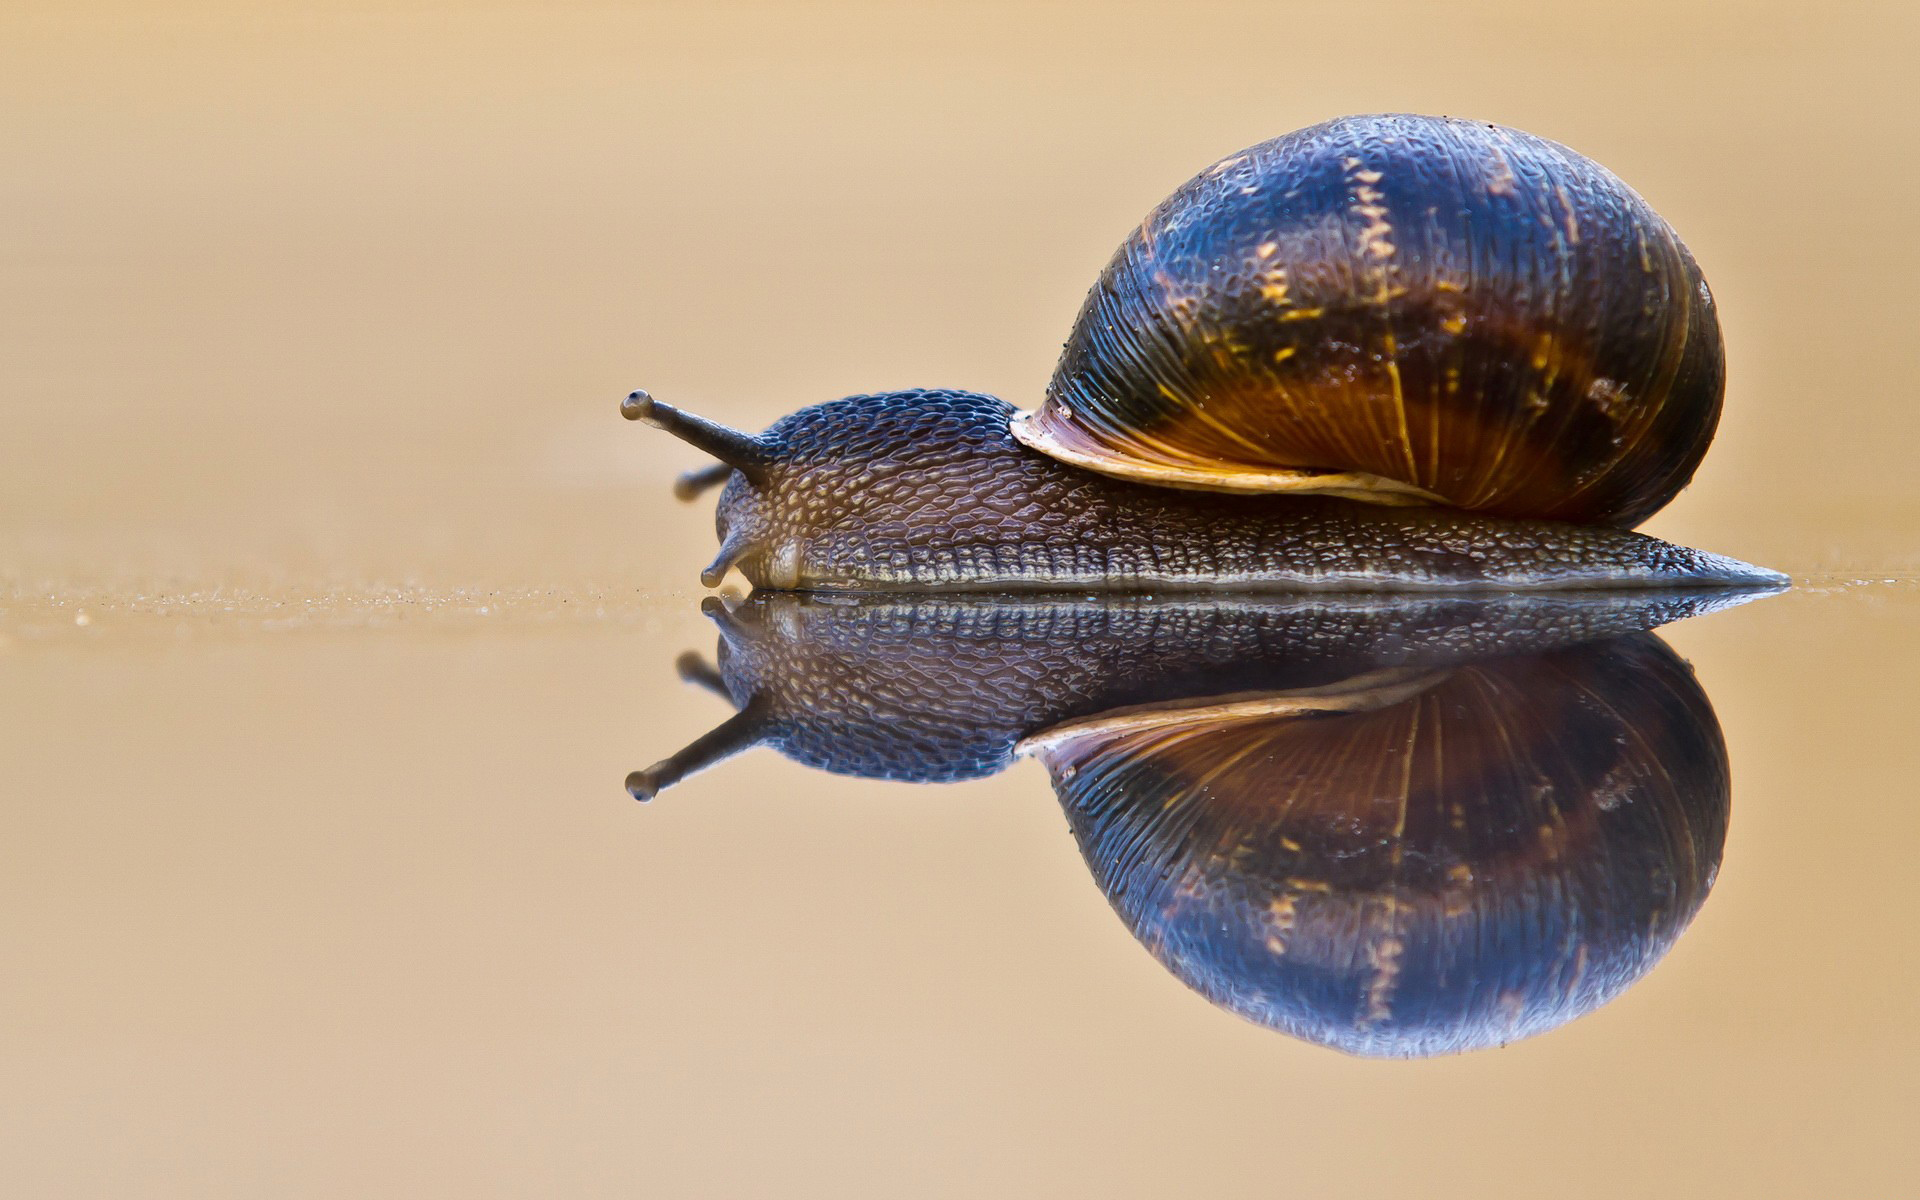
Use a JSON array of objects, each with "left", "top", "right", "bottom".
[{"left": 4, "top": 576, "right": 1915, "bottom": 1196}]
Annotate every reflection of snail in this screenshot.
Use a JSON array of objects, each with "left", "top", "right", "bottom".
[
  {"left": 626, "top": 114, "right": 1782, "bottom": 591},
  {"left": 635, "top": 591, "right": 1744, "bottom": 1055}
]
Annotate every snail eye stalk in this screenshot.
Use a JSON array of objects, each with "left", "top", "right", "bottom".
[
  {"left": 621, "top": 389, "right": 773, "bottom": 485},
  {"left": 672, "top": 463, "right": 735, "bottom": 502}
]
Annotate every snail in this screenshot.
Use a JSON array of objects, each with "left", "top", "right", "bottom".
[
  {"left": 632, "top": 592, "right": 1739, "bottom": 1055},
  {"left": 626, "top": 114, "right": 1784, "bottom": 592}
]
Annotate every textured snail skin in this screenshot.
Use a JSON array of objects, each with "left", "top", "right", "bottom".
[
  {"left": 1046, "top": 632, "right": 1728, "bottom": 1057},
  {"left": 1026, "top": 114, "right": 1723, "bottom": 525},
  {"left": 709, "top": 391, "right": 1782, "bottom": 592}
]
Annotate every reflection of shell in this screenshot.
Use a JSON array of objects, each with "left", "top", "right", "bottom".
[{"left": 1040, "top": 633, "right": 1728, "bottom": 1057}]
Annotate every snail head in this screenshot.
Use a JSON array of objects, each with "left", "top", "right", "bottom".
[
  {"left": 624, "top": 388, "right": 1021, "bottom": 591},
  {"left": 622, "top": 389, "right": 791, "bottom": 587}
]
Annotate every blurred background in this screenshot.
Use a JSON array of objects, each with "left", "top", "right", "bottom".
[
  {"left": 4, "top": 3, "right": 1918, "bottom": 1198},
  {"left": 5, "top": 0, "right": 1916, "bottom": 596}
]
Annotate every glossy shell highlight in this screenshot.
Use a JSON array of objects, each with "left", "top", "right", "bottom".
[{"left": 1015, "top": 114, "right": 1723, "bottom": 527}]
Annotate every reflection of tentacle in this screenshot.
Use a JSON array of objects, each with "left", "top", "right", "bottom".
[
  {"left": 698, "top": 592, "right": 756, "bottom": 637},
  {"left": 673, "top": 651, "right": 731, "bottom": 701},
  {"left": 627, "top": 700, "right": 770, "bottom": 802}
]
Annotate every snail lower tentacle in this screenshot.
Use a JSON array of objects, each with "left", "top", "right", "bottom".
[{"left": 671, "top": 390, "right": 1782, "bottom": 592}]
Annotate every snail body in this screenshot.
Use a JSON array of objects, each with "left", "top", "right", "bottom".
[{"left": 628, "top": 114, "right": 1782, "bottom": 592}]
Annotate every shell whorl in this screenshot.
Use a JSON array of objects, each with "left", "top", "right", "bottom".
[{"left": 1018, "top": 114, "right": 1724, "bottom": 528}]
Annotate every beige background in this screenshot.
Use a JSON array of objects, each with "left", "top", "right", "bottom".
[
  {"left": 4, "top": 2, "right": 1918, "bottom": 1198},
  {"left": 5, "top": 0, "right": 1917, "bottom": 595}
]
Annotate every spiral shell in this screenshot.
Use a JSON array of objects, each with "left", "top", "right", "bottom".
[{"left": 1013, "top": 114, "right": 1723, "bottom": 527}]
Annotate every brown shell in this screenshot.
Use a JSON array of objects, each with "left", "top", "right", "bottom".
[{"left": 1015, "top": 114, "right": 1724, "bottom": 527}]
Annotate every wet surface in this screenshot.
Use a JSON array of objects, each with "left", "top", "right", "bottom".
[{"left": 5, "top": 577, "right": 1919, "bottom": 1196}]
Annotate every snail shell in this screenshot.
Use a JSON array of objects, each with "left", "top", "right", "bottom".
[
  {"left": 1014, "top": 114, "right": 1722, "bottom": 527},
  {"left": 1032, "top": 632, "right": 1728, "bottom": 1056}
]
